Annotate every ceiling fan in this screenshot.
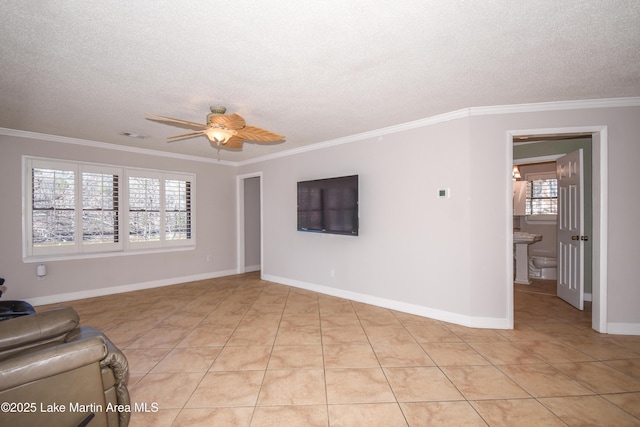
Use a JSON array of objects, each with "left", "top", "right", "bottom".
[{"left": 147, "top": 106, "right": 284, "bottom": 150}]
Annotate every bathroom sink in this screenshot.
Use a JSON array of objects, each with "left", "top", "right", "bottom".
[
  {"left": 513, "top": 232, "right": 542, "bottom": 284},
  {"left": 513, "top": 232, "right": 542, "bottom": 244}
]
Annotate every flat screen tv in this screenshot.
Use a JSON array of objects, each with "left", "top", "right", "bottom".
[{"left": 297, "top": 175, "right": 359, "bottom": 236}]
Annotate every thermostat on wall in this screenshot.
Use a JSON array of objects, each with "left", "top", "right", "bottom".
[{"left": 437, "top": 188, "right": 450, "bottom": 198}]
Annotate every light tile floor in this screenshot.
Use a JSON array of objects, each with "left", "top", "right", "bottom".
[{"left": 37, "top": 274, "right": 640, "bottom": 426}]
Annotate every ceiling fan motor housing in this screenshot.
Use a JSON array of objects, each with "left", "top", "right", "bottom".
[{"left": 207, "top": 106, "right": 227, "bottom": 124}]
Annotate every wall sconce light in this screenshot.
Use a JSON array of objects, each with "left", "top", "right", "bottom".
[{"left": 512, "top": 165, "right": 522, "bottom": 180}]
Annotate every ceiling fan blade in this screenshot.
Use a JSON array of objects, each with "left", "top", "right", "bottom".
[
  {"left": 223, "top": 135, "right": 244, "bottom": 149},
  {"left": 167, "top": 130, "right": 206, "bottom": 140},
  {"left": 208, "top": 113, "right": 246, "bottom": 130},
  {"left": 236, "top": 125, "right": 285, "bottom": 142},
  {"left": 147, "top": 114, "right": 208, "bottom": 130}
]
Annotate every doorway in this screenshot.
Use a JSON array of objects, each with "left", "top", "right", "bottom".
[
  {"left": 237, "top": 172, "right": 263, "bottom": 274},
  {"left": 507, "top": 126, "right": 608, "bottom": 333},
  {"left": 514, "top": 155, "right": 589, "bottom": 308}
]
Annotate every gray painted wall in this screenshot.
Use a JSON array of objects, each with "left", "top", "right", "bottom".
[
  {"left": 244, "top": 176, "right": 261, "bottom": 270},
  {"left": 2, "top": 103, "right": 639, "bottom": 333}
]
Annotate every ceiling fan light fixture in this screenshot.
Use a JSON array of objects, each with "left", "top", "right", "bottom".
[{"left": 204, "top": 127, "right": 236, "bottom": 145}]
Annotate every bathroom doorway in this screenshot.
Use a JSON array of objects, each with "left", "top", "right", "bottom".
[
  {"left": 509, "top": 126, "right": 607, "bottom": 333},
  {"left": 514, "top": 151, "right": 591, "bottom": 308}
]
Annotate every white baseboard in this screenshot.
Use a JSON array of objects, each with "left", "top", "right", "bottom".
[
  {"left": 607, "top": 322, "right": 640, "bottom": 336},
  {"left": 244, "top": 264, "right": 261, "bottom": 273},
  {"left": 262, "top": 274, "right": 512, "bottom": 330},
  {"left": 26, "top": 269, "right": 238, "bottom": 307}
]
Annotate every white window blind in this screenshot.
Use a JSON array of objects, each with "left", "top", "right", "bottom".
[
  {"left": 126, "top": 174, "right": 193, "bottom": 247},
  {"left": 24, "top": 157, "right": 195, "bottom": 260},
  {"left": 526, "top": 178, "right": 558, "bottom": 215},
  {"left": 32, "top": 167, "right": 76, "bottom": 249},
  {"left": 128, "top": 176, "right": 161, "bottom": 243},
  {"left": 165, "top": 179, "right": 191, "bottom": 241},
  {"left": 82, "top": 172, "right": 119, "bottom": 245}
]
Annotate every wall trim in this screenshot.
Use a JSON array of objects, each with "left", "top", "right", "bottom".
[
  {"left": 25, "top": 269, "right": 237, "bottom": 307},
  {"left": 0, "top": 127, "right": 236, "bottom": 166},
  {"left": 607, "top": 323, "right": 640, "bottom": 336},
  {"left": 238, "top": 97, "right": 640, "bottom": 166},
  {"left": 469, "top": 96, "right": 640, "bottom": 116},
  {"left": 3, "top": 97, "right": 638, "bottom": 168},
  {"left": 263, "top": 274, "right": 511, "bottom": 329}
]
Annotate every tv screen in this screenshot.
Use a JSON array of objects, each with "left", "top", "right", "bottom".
[{"left": 297, "top": 175, "right": 358, "bottom": 236}]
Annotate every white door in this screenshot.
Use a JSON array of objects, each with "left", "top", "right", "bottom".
[{"left": 557, "top": 149, "right": 584, "bottom": 310}]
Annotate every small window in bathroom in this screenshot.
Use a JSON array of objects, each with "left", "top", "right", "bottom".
[{"left": 525, "top": 172, "right": 557, "bottom": 223}]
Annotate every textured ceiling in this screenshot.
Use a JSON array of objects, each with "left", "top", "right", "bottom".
[{"left": 1, "top": 1, "right": 639, "bottom": 162}]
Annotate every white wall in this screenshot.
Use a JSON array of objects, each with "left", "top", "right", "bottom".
[
  {"left": 239, "top": 104, "right": 640, "bottom": 332},
  {"left": 469, "top": 106, "right": 640, "bottom": 332},
  {"left": 240, "top": 118, "right": 493, "bottom": 326},
  {"left": 0, "top": 134, "right": 238, "bottom": 304},
  {"left": 3, "top": 102, "right": 639, "bottom": 333}
]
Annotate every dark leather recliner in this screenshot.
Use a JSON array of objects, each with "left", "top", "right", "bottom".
[{"left": 0, "top": 307, "right": 130, "bottom": 427}]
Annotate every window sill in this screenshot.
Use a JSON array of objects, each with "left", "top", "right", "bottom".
[
  {"left": 23, "top": 245, "right": 195, "bottom": 263},
  {"left": 525, "top": 215, "right": 557, "bottom": 225}
]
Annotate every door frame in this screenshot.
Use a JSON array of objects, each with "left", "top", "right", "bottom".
[
  {"left": 236, "top": 172, "right": 263, "bottom": 275},
  {"left": 507, "top": 126, "right": 607, "bottom": 333}
]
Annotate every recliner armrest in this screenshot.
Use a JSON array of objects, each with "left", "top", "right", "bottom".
[
  {"left": 0, "top": 334, "right": 107, "bottom": 392},
  {"left": 65, "top": 326, "right": 129, "bottom": 385},
  {"left": 0, "top": 307, "right": 80, "bottom": 353},
  {"left": 65, "top": 326, "right": 131, "bottom": 427}
]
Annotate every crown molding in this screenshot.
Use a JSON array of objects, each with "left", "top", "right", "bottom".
[
  {"left": 238, "top": 96, "right": 640, "bottom": 166},
  {"left": 3, "top": 97, "right": 639, "bottom": 167},
  {"left": 469, "top": 96, "right": 640, "bottom": 116},
  {"left": 236, "top": 108, "right": 470, "bottom": 166},
  {"left": 0, "top": 127, "right": 237, "bottom": 166}
]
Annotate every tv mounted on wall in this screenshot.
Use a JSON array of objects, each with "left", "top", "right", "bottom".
[{"left": 297, "top": 175, "right": 359, "bottom": 236}]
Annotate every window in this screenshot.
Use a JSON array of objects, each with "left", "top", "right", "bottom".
[
  {"left": 524, "top": 172, "right": 557, "bottom": 223},
  {"left": 526, "top": 178, "right": 557, "bottom": 215},
  {"left": 24, "top": 157, "right": 195, "bottom": 259},
  {"left": 128, "top": 175, "right": 161, "bottom": 243},
  {"left": 82, "top": 170, "right": 119, "bottom": 247},
  {"left": 31, "top": 164, "right": 76, "bottom": 251},
  {"left": 165, "top": 179, "right": 192, "bottom": 241},
  {"left": 126, "top": 172, "right": 193, "bottom": 248}
]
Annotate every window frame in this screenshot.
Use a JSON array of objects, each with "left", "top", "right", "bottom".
[{"left": 23, "top": 156, "right": 196, "bottom": 261}]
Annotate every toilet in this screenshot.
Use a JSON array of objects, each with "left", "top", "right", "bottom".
[{"left": 529, "top": 256, "right": 557, "bottom": 280}]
